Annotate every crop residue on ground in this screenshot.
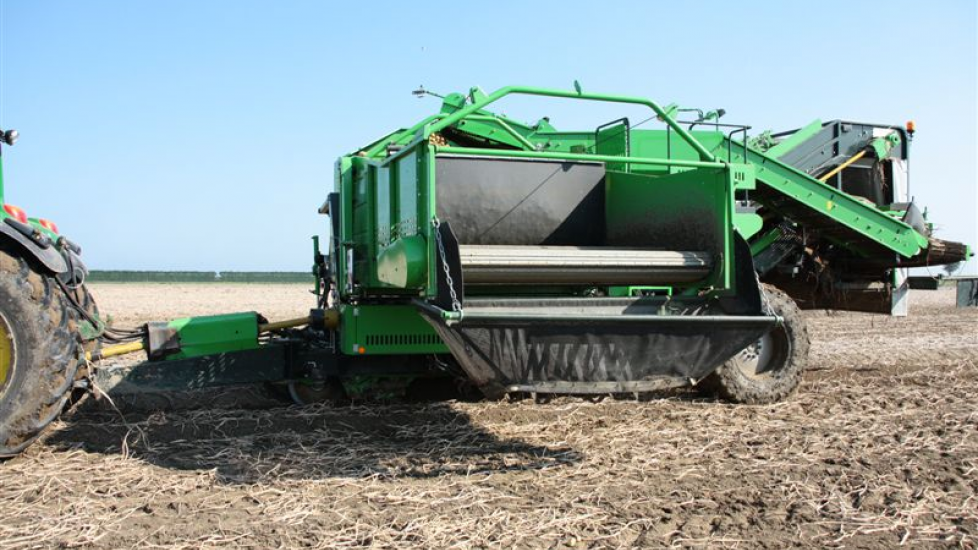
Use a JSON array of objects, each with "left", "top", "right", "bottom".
[{"left": 0, "top": 285, "right": 975, "bottom": 549}]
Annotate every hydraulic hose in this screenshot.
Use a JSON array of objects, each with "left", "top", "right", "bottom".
[
  {"left": 259, "top": 316, "right": 313, "bottom": 333},
  {"left": 259, "top": 310, "right": 338, "bottom": 333},
  {"left": 85, "top": 311, "right": 339, "bottom": 363},
  {"left": 819, "top": 150, "right": 867, "bottom": 182},
  {"left": 86, "top": 340, "right": 146, "bottom": 362}
]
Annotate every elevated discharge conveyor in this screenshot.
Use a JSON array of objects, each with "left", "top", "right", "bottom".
[{"left": 716, "top": 138, "right": 931, "bottom": 261}]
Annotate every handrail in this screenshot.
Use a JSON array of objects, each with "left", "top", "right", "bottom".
[{"left": 422, "top": 86, "right": 719, "bottom": 162}]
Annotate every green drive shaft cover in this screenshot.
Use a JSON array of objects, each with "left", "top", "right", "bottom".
[{"left": 164, "top": 312, "right": 260, "bottom": 359}]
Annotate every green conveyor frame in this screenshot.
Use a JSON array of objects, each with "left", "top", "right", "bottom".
[{"left": 714, "top": 137, "right": 930, "bottom": 259}]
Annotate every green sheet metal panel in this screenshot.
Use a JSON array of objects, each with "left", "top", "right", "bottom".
[
  {"left": 607, "top": 286, "right": 673, "bottom": 297},
  {"left": 628, "top": 129, "right": 728, "bottom": 176},
  {"left": 340, "top": 304, "right": 447, "bottom": 355},
  {"left": 604, "top": 167, "right": 732, "bottom": 292},
  {"left": 335, "top": 156, "right": 355, "bottom": 297},
  {"left": 595, "top": 120, "right": 629, "bottom": 172},
  {"left": 396, "top": 152, "right": 419, "bottom": 239},
  {"left": 424, "top": 145, "right": 439, "bottom": 299},
  {"left": 165, "top": 312, "right": 260, "bottom": 359},
  {"left": 734, "top": 212, "right": 764, "bottom": 240},
  {"left": 351, "top": 169, "right": 372, "bottom": 287},
  {"left": 376, "top": 164, "right": 391, "bottom": 249},
  {"left": 375, "top": 146, "right": 429, "bottom": 290},
  {"left": 346, "top": 158, "right": 378, "bottom": 292}
]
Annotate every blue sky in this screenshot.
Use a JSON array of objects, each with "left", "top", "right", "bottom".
[{"left": 0, "top": 0, "right": 975, "bottom": 273}]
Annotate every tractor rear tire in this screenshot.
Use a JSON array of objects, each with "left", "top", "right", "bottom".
[
  {"left": 701, "top": 284, "right": 810, "bottom": 404},
  {"left": 0, "top": 248, "right": 83, "bottom": 457}
]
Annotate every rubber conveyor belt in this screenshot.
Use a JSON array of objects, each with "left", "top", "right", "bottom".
[{"left": 459, "top": 245, "right": 712, "bottom": 284}]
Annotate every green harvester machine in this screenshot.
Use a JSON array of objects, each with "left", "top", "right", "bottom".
[{"left": 0, "top": 85, "right": 971, "bottom": 456}]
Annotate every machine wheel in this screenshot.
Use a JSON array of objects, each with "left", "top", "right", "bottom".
[
  {"left": 287, "top": 378, "right": 347, "bottom": 405},
  {"left": 701, "top": 284, "right": 809, "bottom": 404},
  {"left": 0, "top": 248, "right": 83, "bottom": 457}
]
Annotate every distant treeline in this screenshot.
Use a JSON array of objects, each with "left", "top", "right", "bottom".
[{"left": 87, "top": 271, "right": 314, "bottom": 283}]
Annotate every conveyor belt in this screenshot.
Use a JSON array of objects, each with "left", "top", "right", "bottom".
[{"left": 459, "top": 245, "right": 712, "bottom": 284}]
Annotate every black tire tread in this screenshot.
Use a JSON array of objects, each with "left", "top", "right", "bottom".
[
  {"left": 0, "top": 247, "right": 84, "bottom": 457},
  {"left": 702, "top": 284, "right": 810, "bottom": 404}
]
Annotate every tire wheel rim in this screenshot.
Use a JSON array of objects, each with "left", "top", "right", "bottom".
[
  {"left": 0, "top": 311, "right": 16, "bottom": 399},
  {"left": 730, "top": 326, "right": 788, "bottom": 381},
  {"left": 287, "top": 380, "right": 343, "bottom": 405}
]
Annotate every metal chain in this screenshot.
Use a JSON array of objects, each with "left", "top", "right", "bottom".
[{"left": 432, "top": 218, "right": 461, "bottom": 312}]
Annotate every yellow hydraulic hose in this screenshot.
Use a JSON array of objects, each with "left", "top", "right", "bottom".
[
  {"left": 86, "top": 340, "right": 146, "bottom": 362},
  {"left": 819, "top": 150, "right": 867, "bottom": 182},
  {"left": 259, "top": 316, "right": 313, "bottom": 333},
  {"left": 259, "top": 310, "right": 338, "bottom": 333}
]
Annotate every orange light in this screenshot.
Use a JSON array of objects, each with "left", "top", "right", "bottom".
[
  {"left": 358, "top": 346, "right": 366, "bottom": 354},
  {"left": 38, "top": 218, "right": 59, "bottom": 234},
  {"left": 906, "top": 120, "right": 916, "bottom": 133},
  {"left": 2, "top": 204, "right": 28, "bottom": 224}
]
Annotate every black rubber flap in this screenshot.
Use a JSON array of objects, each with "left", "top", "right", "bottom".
[{"left": 418, "top": 301, "right": 775, "bottom": 398}]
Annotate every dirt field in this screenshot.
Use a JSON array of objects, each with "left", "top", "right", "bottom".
[{"left": 1, "top": 284, "right": 975, "bottom": 549}]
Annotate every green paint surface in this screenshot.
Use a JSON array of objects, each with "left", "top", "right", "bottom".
[
  {"left": 340, "top": 304, "right": 446, "bottom": 356},
  {"left": 165, "top": 312, "right": 260, "bottom": 359}
]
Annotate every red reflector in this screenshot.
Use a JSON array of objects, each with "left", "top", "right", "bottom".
[
  {"left": 2, "top": 204, "right": 28, "bottom": 224},
  {"left": 38, "top": 219, "right": 59, "bottom": 234}
]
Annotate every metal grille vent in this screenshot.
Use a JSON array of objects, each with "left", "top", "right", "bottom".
[{"left": 365, "top": 334, "right": 442, "bottom": 346}]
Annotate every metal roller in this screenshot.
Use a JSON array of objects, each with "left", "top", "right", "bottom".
[{"left": 459, "top": 245, "right": 712, "bottom": 284}]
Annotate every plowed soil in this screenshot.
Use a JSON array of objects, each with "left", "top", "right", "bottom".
[{"left": 0, "top": 284, "right": 975, "bottom": 549}]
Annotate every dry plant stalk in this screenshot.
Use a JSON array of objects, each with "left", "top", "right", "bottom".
[{"left": 0, "top": 286, "right": 974, "bottom": 549}]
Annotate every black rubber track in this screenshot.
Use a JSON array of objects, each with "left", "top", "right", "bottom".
[
  {"left": 700, "top": 284, "right": 810, "bottom": 404},
  {"left": 0, "top": 246, "right": 84, "bottom": 457}
]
